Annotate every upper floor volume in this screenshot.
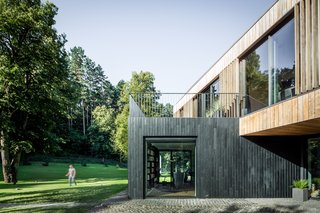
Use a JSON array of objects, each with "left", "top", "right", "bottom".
[{"left": 172, "top": 0, "right": 320, "bottom": 136}]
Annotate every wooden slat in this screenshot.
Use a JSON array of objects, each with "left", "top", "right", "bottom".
[
  {"left": 300, "top": 0, "right": 306, "bottom": 93},
  {"left": 312, "top": 0, "right": 319, "bottom": 88},
  {"left": 294, "top": 4, "right": 301, "bottom": 95},
  {"left": 305, "top": 0, "right": 312, "bottom": 91},
  {"left": 240, "top": 88, "right": 320, "bottom": 136},
  {"left": 318, "top": 0, "right": 320, "bottom": 86},
  {"left": 177, "top": 0, "right": 299, "bottom": 106},
  {"left": 129, "top": 117, "right": 304, "bottom": 198}
]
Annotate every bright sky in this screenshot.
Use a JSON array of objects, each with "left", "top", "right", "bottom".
[{"left": 51, "top": 0, "right": 276, "bottom": 93}]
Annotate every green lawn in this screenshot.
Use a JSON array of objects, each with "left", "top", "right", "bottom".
[{"left": 0, "top": 162, "right": 128, "bottom": 212}]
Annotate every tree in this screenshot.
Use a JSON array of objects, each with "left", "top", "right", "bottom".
[
  {"left": 66, "top": 47, "right": 116, "bottom": 156},
  {"left": 0, "top": 0, "right": 73, "bottom": 183},
  {"left": 88, "top": 106, "right": 115, "bottom": 157},
  {"left": 245, "top": 51, "right": 268, "bottom": 106},
  {"left": 114, "top": 71, "right": 157, "bottom": 160}
]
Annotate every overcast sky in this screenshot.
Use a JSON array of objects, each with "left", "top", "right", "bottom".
[{"left": 51, "top": 0, "right": 276, "bottom": 92}]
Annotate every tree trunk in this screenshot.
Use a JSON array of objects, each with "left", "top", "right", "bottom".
[
  {"left": 1, "top": 131, "right": 10, "bottom": 183},
  {"left": 82, "top": 100, "right": 86, "bottom": 135},
  {"left": 10, "top": 150, "right": 21, "bottom": 185}
]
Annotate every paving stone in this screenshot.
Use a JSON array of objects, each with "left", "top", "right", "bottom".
[{"left": 91, "top": 191, "right": 320, "bottom": 213}]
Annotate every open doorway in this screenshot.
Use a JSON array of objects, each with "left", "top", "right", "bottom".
[
  {"left": 144, "top": 137, "right": 196, "bottom": 198},
  {"left": 308, "top": 137, "right": 320, "bottom": 199}
]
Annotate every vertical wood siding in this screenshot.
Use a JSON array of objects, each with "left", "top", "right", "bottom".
[
  {"left": 240, "top": 88, "right": 320, "bottom": 136},
  {"left": 176, "top": 0, "right": 320, "bottom": 123},
  {"left": 128, "top": 117, "right": 305, "bottom": 198}
]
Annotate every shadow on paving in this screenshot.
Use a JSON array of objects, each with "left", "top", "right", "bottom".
[{"left": 219, "top": 203, "right": 304, "bottom": 213}]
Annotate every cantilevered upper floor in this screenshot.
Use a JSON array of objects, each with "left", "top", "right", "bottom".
[{"left": 172, "top": 0, "right": 320, "bottom": 136}]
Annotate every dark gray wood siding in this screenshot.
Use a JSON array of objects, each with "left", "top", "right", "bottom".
[{"left": 128, "top": 117, "right": 307, "bottom": 199}]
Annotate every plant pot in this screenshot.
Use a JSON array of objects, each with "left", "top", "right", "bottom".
[{"left": 292, "top": 188, "right": 308, "bottom": 202}]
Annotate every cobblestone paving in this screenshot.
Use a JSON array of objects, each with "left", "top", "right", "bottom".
[{"left": 91, "top": 191, "right": 320, "bottom": 213}]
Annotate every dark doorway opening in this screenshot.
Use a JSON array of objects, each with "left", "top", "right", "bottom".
[
  {"left": 308, "top": 137, "right": 320, "bottom": 199},
  {"left": 144, "top": 137, "right": 196, "bottom": 198}
]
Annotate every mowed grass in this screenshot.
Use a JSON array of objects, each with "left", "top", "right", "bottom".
[{"left": 0, "top": 162, "right": 128, "bottom": 212}]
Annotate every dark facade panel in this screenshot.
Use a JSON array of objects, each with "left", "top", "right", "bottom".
[{"left": 128, "top": 117, "right": 306, "bottom": 199}]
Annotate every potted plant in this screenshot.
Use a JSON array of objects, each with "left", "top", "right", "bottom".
[{"left": 292, "top": 179, "right": 308, "bottom": 202}]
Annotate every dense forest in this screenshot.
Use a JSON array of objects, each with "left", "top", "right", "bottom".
[{"left": 0, "top": 0, "right": 158, "bottom": 183}]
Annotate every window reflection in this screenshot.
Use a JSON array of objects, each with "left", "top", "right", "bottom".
[
  {"left": 242, "top": 17, "right": 295, "bottom": 114},
  {"left": 270, "top": 19, "right": 295, "bottom": 104},
  {"left": 245, "top": 42, "right": 268, "bottom": 113}
]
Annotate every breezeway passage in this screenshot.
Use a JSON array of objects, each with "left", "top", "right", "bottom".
[{"left": 145, "top": 137, "right": 196, "bottom": 198}]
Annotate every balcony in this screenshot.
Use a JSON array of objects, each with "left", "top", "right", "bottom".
[{"left": 129, "top": 93, "right": 242, "bottom": 118}]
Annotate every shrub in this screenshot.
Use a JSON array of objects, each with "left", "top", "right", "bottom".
[
  {"left": 81, "top": 162, "right": 87, "bottom": 167},
  {"left": 292, "top": 179, "right": 308, "bottom": 189},
  {"left": 42, "top": 161, "right": 49, "bottom": 166},
  {"left": 312, "top": 178, "right": 320, "bottom": 188}
]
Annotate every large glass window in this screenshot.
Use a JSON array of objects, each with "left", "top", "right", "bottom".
[
  {"left": 242, "top": 17, "right": 295, "bottom": 114},
  {"left": 270, "top": 19, "right": 295, "bottom": 104},
  {"left": 245, "top": 41, "right": 269, "bottom": 112}
]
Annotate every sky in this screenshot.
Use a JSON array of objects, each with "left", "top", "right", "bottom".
[{"left": 51, "top": 0, "right": 277, "bottom": 93}]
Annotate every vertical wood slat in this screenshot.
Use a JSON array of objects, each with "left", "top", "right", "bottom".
[
  {"left": 295, "top": 4, "right": 301, "bottom": 95},
  {"left": 305, "top": 0, "right": 312, "bottom": 91},
  {"left": 300, "top": 0, "right": 306, "bottom": 93},
  {"left": 318, "top": 0, "right": 320, "bottom": 86},
  {"left": 312, "top": 0, "right": 318, "bottom": 88},
  {"left": 129, "top": 117, "right": 303, "bottom": 199}
]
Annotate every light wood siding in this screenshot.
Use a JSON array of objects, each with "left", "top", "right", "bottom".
[
  {"left": 295, "top": 0, "right": 320, "bottom": 93},
  {"left": 177, "top": 0, "right": 300, "bottom": 107},
  {"left": 219, "top": 59, "right": 240, "bottom": 117},
  {"left": 305, "top": 0, "right": 312, "bottom": 91},
  {"left": 300, "top": 0, "right": 306, "bottom": 92},
  {"left": 175, "top": 0, "right": 320, "bottom": 135},
  {"left": 295, "top": 4, "right": 301, "bottom": 95},
  {"left": 313, "top": 0, "right": 319, "bottom": 88},
  {"left": 240, "top": 88, "right": 320, "bottom": 136},
  {"left": 318, "top": 0, "right": 320, "bottom": 86}
]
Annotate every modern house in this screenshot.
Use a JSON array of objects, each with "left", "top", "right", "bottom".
[{"left": 128, "top": 0, "right": 320, "bottom": 199}]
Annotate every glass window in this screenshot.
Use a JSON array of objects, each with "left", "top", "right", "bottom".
[
  {"left": 270, "top": 19, "right": 295, "bottom": 104},
  {"left": 245, "top": 41, "right": 269, "bottom": 113},
  {"left": 197, "top": 79, "right": 220, "bottom": 117},
  {"left": 210, "top": 80, "right": 220, "bottom": 93},
  {"left": 242, "top": 16, "right": 295, "bottom": 114}
]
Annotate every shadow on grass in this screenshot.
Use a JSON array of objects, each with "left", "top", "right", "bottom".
[
  {"left": 0, "top": 178, "right": 125, "bottom": 190},
  {"left": 0, "top": 180, "right": 67, "bottom": 190},
  {"left": 0, "top": 183, "right": 127, "bottom": 204},
  {"left": 0, "top": 205, "right": 88, "bottom": 213}
]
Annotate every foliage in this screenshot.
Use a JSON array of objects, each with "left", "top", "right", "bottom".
[
  {"left": 245, "top": 51, "right": 268, "bottom": 105},
  {"left": 0, "top": 162, "right": 127, "bottom": 212},
  {"left": 87, "top": 106, "right": 115, "bottom": 157},
  {"left": 312, "top": 178, "right": 320, "bottom": 188},
  {"left": 0, "top": 0, "right": 163, "bottom": 182},
  {"left": 114, "top": 71, "right": 157, "bottom": 160},
  {"left": 0, "top": 0, "right": 75, "bottom": 183},
  {"left": 292, "top": 179, "right": 308, "bottom": 189},
  {"left": 65, "top": 47, "right": 116, "bottom": 157}
]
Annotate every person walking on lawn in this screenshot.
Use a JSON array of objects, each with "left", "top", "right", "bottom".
[{"left": 66, "top": 164, "right": 77, "bottom": 186}]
